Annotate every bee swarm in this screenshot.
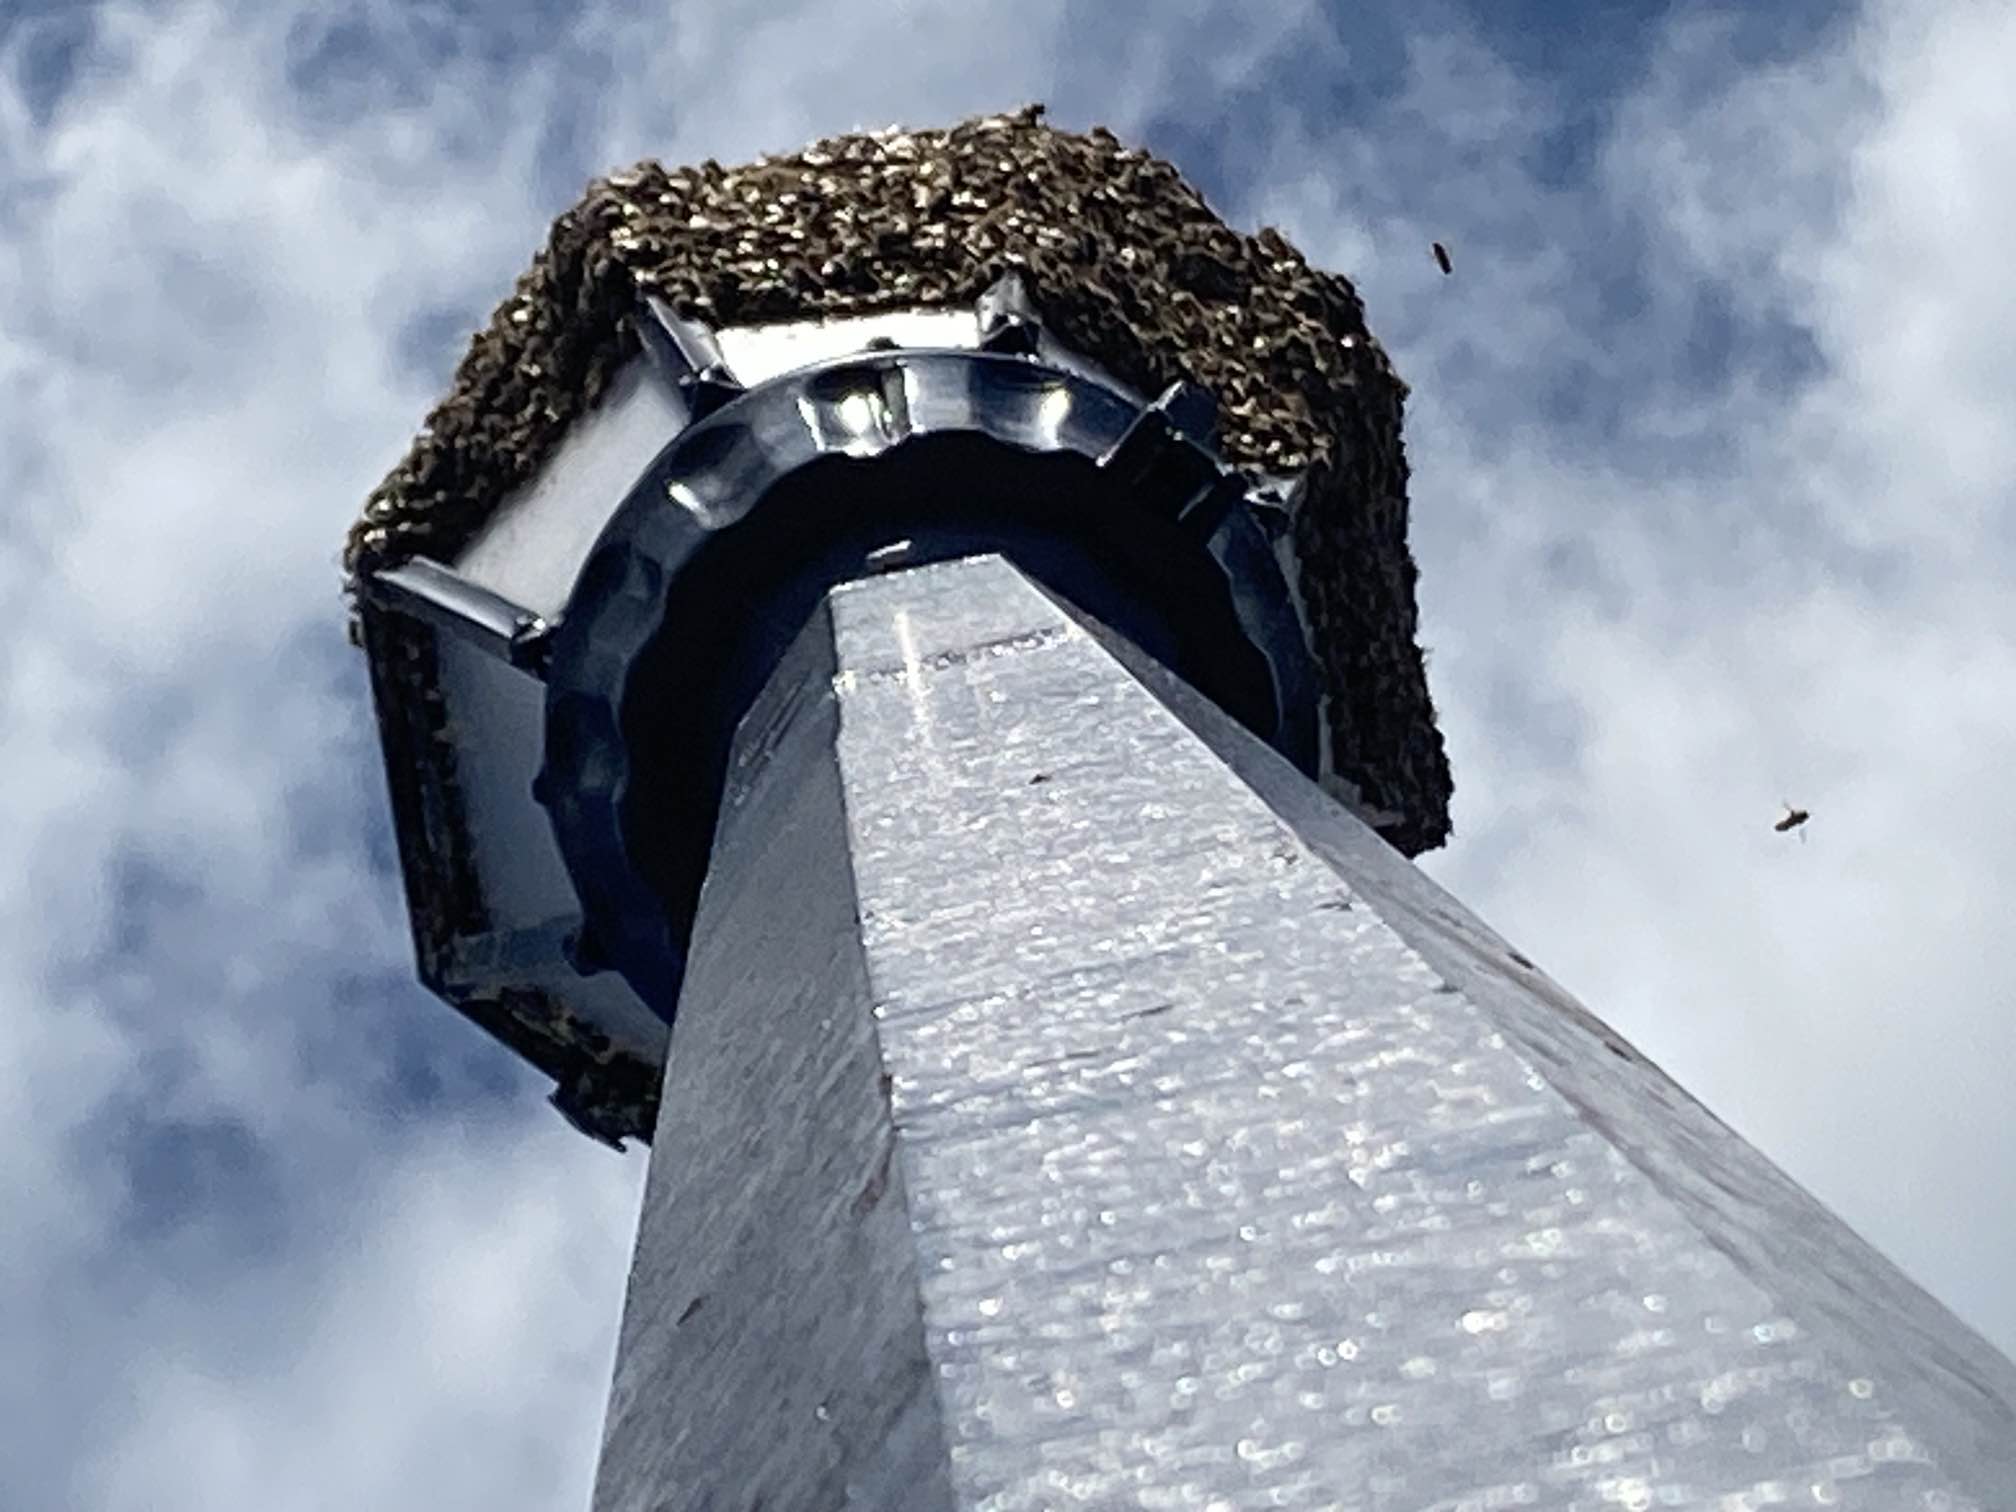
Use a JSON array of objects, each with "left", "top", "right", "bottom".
[{"left": 347, "top": 104, "right": 1452, "bottom": 854}]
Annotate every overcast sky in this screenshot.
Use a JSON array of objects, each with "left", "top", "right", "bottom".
[{"left": 3, "top": 0, "right": 2012, "bottom": 1507}]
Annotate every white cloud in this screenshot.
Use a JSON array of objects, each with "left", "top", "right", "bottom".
[
  {"left": 81, "top": 1128, "right": 641, "bottom": 1512},
  {"left": 2, "top": 0, "right": 2012, "bottom": 1506},
  {"left": 1397, "top": 0, "right": 2016, "bottom": 1350}
]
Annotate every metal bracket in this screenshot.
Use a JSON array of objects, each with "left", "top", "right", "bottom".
[
  {"left": 1097, "top": 381, "right": 1227, "bottom": 528},
  {"left": 364, "top": 557, "right": 553, "bottom": 675},
  {"left": 976, "top": 270, "right": 1044, "bottom": 355},
  {"left": 1244, "top": 471, "right": 1307, "bottom": 542},
  {"left": 637, "top": 297, "right": 747, "bottom": 422}
]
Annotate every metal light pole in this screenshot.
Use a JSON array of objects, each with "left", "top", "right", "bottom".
[{"left": 350, "top": 108, "right": 2016, "bottom": 1509}]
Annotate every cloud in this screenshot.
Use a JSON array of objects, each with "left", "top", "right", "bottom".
[
  {"left": 1, "top": 4, "right": 648, "bottom": 1507},
  {"left": 2, "top": 0, "right": 2011, "bottom": 1506},
  {"left": 1387, "top": 0, "right": 2016, "bottom": 1352},
  {"left": 73, "top": 1126, "right": 640, "bottom": 1512}
]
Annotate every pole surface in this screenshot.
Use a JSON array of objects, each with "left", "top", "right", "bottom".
[{"left": 593, "top": 554, "right": 2016, "bottom": 1510}]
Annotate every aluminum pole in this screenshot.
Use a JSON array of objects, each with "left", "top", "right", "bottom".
[{"left": 591, "top": 553, "right": 2016, "bottom": 1511}]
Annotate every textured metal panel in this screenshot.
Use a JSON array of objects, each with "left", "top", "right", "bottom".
[
  {"left": 591, "top": 617, "right": 952, "bottom": 1512},
  {"left": 1081, "top": 627, "right": 2016, "bottom": 1492},
  {"left": 594, "top": 554, "right": 2016, "bottom": 1508},
  {"left": 455, "top": 355, "right": 690, "bottom": 620},
  {"left": 355, "top": 599, "right": 665, "bottom": 1148}
]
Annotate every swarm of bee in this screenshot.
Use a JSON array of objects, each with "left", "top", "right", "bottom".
[{"left": 347, "top": 104, "right": 1457, "bottom": 855}]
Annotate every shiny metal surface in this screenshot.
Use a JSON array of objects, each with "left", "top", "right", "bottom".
[
  {"left": 537, "top": 346, "right": 1318, "bottom": 1024},
  {"left": 595, "top": 554, "right": 2016, "bottom": 1509},
  {"left": 366, "top": 555, "right": 546, "bottom": 659},
  {"left": 449, "top": 305, "right": 1145, "bottom": 628},
  {"left": 592, "top": 611, "right": 952, "bottom": 1512}
]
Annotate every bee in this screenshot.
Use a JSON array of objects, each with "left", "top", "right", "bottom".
[
  {"left": 1774, "top": 803, "right": 1810, "bottom": 837},
  {"left": 1431, "top": 241, "right": 1453, "bottom": 275}
]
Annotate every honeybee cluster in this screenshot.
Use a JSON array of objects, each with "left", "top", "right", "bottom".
[{"left": 347, "top": 105, "right": 1451, "bottom": 853}]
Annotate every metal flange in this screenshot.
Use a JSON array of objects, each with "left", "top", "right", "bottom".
[{"left": 537, "top": 346, "right": 1320, "bottom": 1020}]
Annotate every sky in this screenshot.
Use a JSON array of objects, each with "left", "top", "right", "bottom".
[{"left": 2, "top": 0, "right": 2012, "bottom": 1506}]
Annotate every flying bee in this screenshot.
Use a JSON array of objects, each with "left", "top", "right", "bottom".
[
  {"left": 1774, "top": 803, "right": 1810, "bottom": 838},
  {"left": 1431, "top": 241, "right": 1453, "bottom": 275}
]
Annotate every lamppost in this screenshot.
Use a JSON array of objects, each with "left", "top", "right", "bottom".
[{"left": 350, "top": 108, "right": 2016, "bottom": 1510}]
